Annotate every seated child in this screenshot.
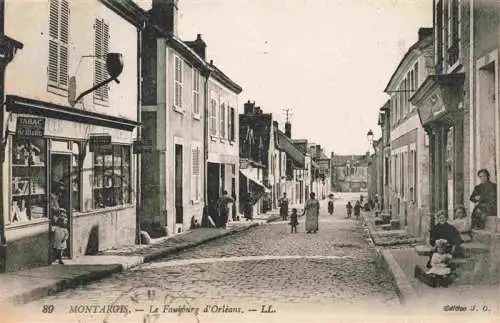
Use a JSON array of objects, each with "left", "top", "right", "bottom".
[
  {"left": 450, "top": 204, "right": 472, "bottom": 242},
  {"left": 289, "top": 208, "right": 299, "bottom": 233},
  {"left": 415, "top": 239, "right": 453, "bottom": 288},
  {"left": 427, "top": 239, "right": 453, "bottom": 276}
]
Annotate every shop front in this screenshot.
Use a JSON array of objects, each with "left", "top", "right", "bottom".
[
  {"left": 1, "top": 95, "right": 138, "bottom": 272},
  {"left": 411, "top": 73, "right": 465, "bottom": 223}
]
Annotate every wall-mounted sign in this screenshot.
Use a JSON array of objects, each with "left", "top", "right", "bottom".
[
  {"left": 89, "top": 134, "right": 112, "bottom": 152},
  {"left": 16, "top": 116, "right": 45, "bottom": 137},
  {"left": 133, "top": 138, "right": 153, "bottom": 154},
  {"left": 240, "top": 159, "right": 249, "bottom": 169}
]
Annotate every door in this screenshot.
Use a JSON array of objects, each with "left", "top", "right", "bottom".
[
  {"left": 175, "top": 144, "right": 183, "bottom": 224},
  {"left": 207, "top": 162, "right": 220, "bottom": 222},
  {"left": 50, "top": 154, "right": 72, "bottom": 258}
]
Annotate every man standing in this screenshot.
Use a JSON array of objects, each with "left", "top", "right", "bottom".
[
  {"left": 217, "top": 190, "right": 234, "bottom": 228},
  {"left": 279, "top": 193, "right": 289, "bottom": 221}
]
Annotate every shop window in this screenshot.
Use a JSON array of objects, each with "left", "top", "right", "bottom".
[
  {"left": 72, "top": 143, "right": 80, "bottom": 211},
  {"left": 11, "top": 137, "right": 47, "bottom": 222},
  {"left": 93, "top": 145, "right": 131, "bottom": 208}
]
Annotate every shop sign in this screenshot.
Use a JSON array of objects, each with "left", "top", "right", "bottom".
[
  {"left": 133, "top": 139, "right": 153, "bottom": 154},
  {"left": 240, "top": 159, "right": 249, "bottom": 169},
  {"left": 89, "top": 134, "right": 112, "bottom": 152},
  {"left": 16, "top": 117, "right": 45, "bottom": 137}
]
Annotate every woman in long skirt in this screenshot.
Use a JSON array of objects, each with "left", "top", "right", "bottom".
[{"left": 303, "top": 192, "right": 320, "bottom": 233}]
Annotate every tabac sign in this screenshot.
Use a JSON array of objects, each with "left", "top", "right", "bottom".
[
  {"left": 89, "top": 134, "right": 112, "bottom": 152},
  {"left": 16, "top": 116, "right": 45, "bottom": 137}
]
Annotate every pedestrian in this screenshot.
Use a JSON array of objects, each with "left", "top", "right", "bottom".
[
  {"left": 289, "top": 208, "right": 299, "bottom": 233},
  {"left": 327, "top": 193, "right": 334, "bottom": 215},
  {"left": 217, "top": 190, "right": 234, "bottom": 228},
  {"left": 279, "top": 192, "right": 289, "bottom": 221},
  {"left": 51, "top": 217, "right": 69, "bottom": 264},
  {"left": 302, "top": 192, "right": 320, "bottom": 233},
  {"left": 346, "top": 201, "right": 353, "bottom": 218},
  {"left": 354, "top": 200, "right": 362, "bottom": 220},
  {"left": 470, "top": 169, "right": 497, "bottom": 229}
]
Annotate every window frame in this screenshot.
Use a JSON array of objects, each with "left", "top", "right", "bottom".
[
  {"left": 174, "top": 55, "right": 184, "bottom": 112},
  {"left": 210, "top": 95, "right": 218, "bottom": 138},
  {"left": 93, "top": 17, "right": 110, "bottom": 105},
  {"left": 47, "top": 0, "right": 70, "bottom": 95},
  {"left": 191, "top": 142, "right": 202, "bottom": 203},
  {"left": 219, "top": 102, "right": 226, "bottom": 140},
  {"left": 192, "top": 69, "right": 200, "bottom": 119}
]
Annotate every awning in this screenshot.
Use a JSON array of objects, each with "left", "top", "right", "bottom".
[{"left": 240, "top": 168, "right": 271, "bottom": 193}]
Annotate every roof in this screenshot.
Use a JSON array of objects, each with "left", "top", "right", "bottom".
[
  {"left": 277, "top": 130, "right": 306, "bottom": 168},
  {"left": 100, "top": 0, "right": 148, "bottom": 27},
  {"left": 209, "top": 63, "right": 243, "bottom": 94},
  {"left": 384, "top": 31, "right": 433, "bottom": 92}
]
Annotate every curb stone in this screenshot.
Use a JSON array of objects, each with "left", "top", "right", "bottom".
[{"left": 5, "top": 222, "right": 259, "bottom": 305}]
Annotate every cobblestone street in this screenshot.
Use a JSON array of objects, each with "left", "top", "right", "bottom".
[{"left": 19, "top": 196, "right": 401, "bottom": 322}]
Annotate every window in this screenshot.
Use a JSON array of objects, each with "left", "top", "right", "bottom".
[
  {"left": 191, "top": 143, "right": 201, "bottom": 202},
  {"left": 94, "top": 18, "right": 110, "bottom": 103},
  {"left": 93, "top": 145, "right": 131, "bottom": 208},
  {"left": 220, "top": 102, "right": 226, "bottom": 139},
  {"left": 447, "top": 0, "right": 459, "bottom": 66},
  {"left": 72, "top": 142, "right": 80, "bottom": 211},
  {"left": 436, "top": 0, "right": 444, "bottom": 73},
  {"left": 210, "top": 98, "right": 217, "bottom": 136},
  {"left": 414, "top": 62, "right": 419, "bottom": 89},
  {"left": 48, "top": 0, "right": 69, "bottom": 91},
  {"left": 228, "top": 106, "right": 235, "bottom": 142},
  {"left": 174, "top": 56, "right": 183, "bottom": 110},
  {"left": 11, "top": 137, "right": 47, "bottom": 223},
  {"left": 192, "top": 69, "right": 200, "bottom": 116}
]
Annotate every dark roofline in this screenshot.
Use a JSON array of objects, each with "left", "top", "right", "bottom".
[
  {"left": 384, "top": 30, "right": 433, "bottom": 92},
  {"left": 209, "top": 63, "right": 243, "bottom": 94},
  {"left": 99, "top": 0, "right": 147, "bottom": 27}
]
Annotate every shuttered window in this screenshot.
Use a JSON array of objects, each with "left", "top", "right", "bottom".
[
  {"left": 94, "top": 18, "right": 110, "bottom": 103},
  {"left": 192, "top": 69, "right": 200, "bottom": 116},
  {"left": 220, "top": 102, "right": 226, "bottom": 139},
  {"left": 174, "top": 56, "right": 183, "bottom": 109},
  {"left": 228, "top": 107, "right": 235, "bottom": 141},
  {"left": 191, "top": 143, "right": 201, "bottom": 202},
  {"left": 210, "top": 97, "right": 217, "bottom": 136},
  {"left": 48, "top": 0, "right": 69, "bottom": 91}
]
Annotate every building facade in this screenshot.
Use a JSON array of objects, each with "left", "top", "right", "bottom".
[
  {"left": 140, "top": 0, "right": 207, "bottom": 235},
  {"left": 385, "top": 28, "right": 433, "bottom": 235},
  {"left": 1, "top": 0, "right": 145, "bottom": 271},
  {"left": 206, "top": 64, "right": 242, "bottom": 223},
  {"left": 331, "top": 155, "right": 369, "bottom": 193}
]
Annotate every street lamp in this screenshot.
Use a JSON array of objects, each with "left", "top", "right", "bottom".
[
  {"left": 366, "top": 129, "right": 374, "bottom": 198},
  {"left": 366, "top": 129, "right": 374, "bottom": 150}
]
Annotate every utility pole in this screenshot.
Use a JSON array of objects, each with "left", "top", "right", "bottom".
[{"left": 282, "top": 108, "right": 292, "bottom": 124}]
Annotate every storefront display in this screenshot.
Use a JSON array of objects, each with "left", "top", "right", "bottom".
[{"left": 11, "top": 137, "right": 47, "bottom": 222}]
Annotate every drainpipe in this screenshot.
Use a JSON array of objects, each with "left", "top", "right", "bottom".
[
  {"left": 135, "top": 21, "right": 145, "bottom": 244},
  {"left": 202, "top": 64, "right": 213, "bottom": 225},
  {"left": 0, "top": 2, "right": 23, "bottom": 271},
  {"left": 469, "top": 0, "right": 475, "bottom": 220}
]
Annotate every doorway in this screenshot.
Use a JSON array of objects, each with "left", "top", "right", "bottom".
[
  {"left": 175, "top": 144, "right": 183, "bottom": 225},
  {"left": 207, "top": 162, "right": 220, "bottom": 223},
  {"left": 50, "top": 153, "right": 72, "bottom": 258}
]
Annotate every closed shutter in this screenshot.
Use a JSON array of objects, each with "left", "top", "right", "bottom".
[
  {"left": 94, "top": 18, "right": 109, "bottom": 102},
  {"left": 191, "top": 145, "right": 201, "bottom": 201},
  {"left": 174, "top": 56, "right": 183, "bottom": 108},
  {"left": 48, "top": 0, "right": 69, "bottom": 89}
]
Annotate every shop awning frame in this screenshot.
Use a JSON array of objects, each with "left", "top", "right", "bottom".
[
  {"left": 240, "top": 168, "right": 271, "bottom": 193},
  {"left": 6, "top": 95, "right": 140, "bottom": 131}
]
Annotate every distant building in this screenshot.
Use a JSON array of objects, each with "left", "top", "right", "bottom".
[{"left": 331, "top": 155, "right": 369, "bottom": 193}]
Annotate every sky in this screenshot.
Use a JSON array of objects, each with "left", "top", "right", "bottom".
[{"left": 139, "top": 0, "right": 433, "bottom": 155}]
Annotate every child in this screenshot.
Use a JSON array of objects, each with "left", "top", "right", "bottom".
[
  {"left": 346, "top": 201, "right": 353, "bottom": 218},
  {"left": 354, "top": 200, "right": 362, "bottom": 219},
  {"left": 51, "top": 217, "right": 69, "bottom": 264},
  {"left": 327, "top": 194, "right": 334, "bottom": 215},
  {"left": 427, "top": 239, "right": 453, "bottom": 276},
  {"left": 289, "top": 208, "right": 299, "bottom": 233}
]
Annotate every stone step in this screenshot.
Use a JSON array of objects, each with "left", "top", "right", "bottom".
[
  {"left": 381, "top": 224, "right": 392, "bottom": 231},
  {"left": 415, "top": 245, "right": 433, "bottom": 256},
  {"left": 460, "top": 242, "right": 489, "bottom": 256},
  {"left": 390, "top": 220, "right": 400, "bottom": 230},
  {"left": 471, "top": 229, "right": 500, "bottom": 246},
  {"left": 374, "top": 218, "right": 385, "bottom": 225},
  {"left": 484, "top": 217, "right": 498, "bottom": 231}
]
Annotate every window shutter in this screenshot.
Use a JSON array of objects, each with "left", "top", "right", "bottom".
[
  {"left": 94, "top": 18, "right": 103, "bottom": 99},
  {"left": 59, "top": 0, "right": 69, "bottom": 88},
  {"left": 230, "top": 108, "right": 235, "bottom": 141},
  {"left": 102, "top": 21, "right": 109, "bottom": 100},
  {"left": 48, "top": 0, "right": 59, "bottom": 86}
]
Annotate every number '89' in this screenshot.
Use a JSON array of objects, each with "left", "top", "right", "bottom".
[{"left": 42, "top": 305, "right": 54, "bottom": 313}]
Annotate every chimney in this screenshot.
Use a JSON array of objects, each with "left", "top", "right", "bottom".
[
  {"left": 244, "top": 100, "right": 255, "bottom": 114},
  {"left": 255, "top": 106, "right": 262, "bottom": 114},
  {"left": 152, "top": 0, "right": 179, "bottom": 36},
  {"left": 418, "top": 27, "right": 433, "bottom": 41},
  {"left": 273, "top": 120, "right": 278, "bottom": 128},
  {"left": 186, "top": 34, "right": 207, "bottom": 59},
  {"left": 285, "top": 122, "right": 291, "bottom": 138},
  {"left": 316, "top": 145, "right": 321, "bottom": 157}
]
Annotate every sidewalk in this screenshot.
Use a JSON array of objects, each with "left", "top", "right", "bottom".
[
  {"left": 0, "top": 220, "right": 263, "bottom": 306},
  {"left": 363, "top": 211, "right": 500, "bottom": 316},
  {"left": 253, "top": 204, "right": 304, "bottom": 222}
]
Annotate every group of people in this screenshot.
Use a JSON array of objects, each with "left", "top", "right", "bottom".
[
  {"left": 279, "top": 192, "right": 321, "bottom": 234},
  {"left": 415, "top": 168, "right": 497, "bottom": 287}
]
